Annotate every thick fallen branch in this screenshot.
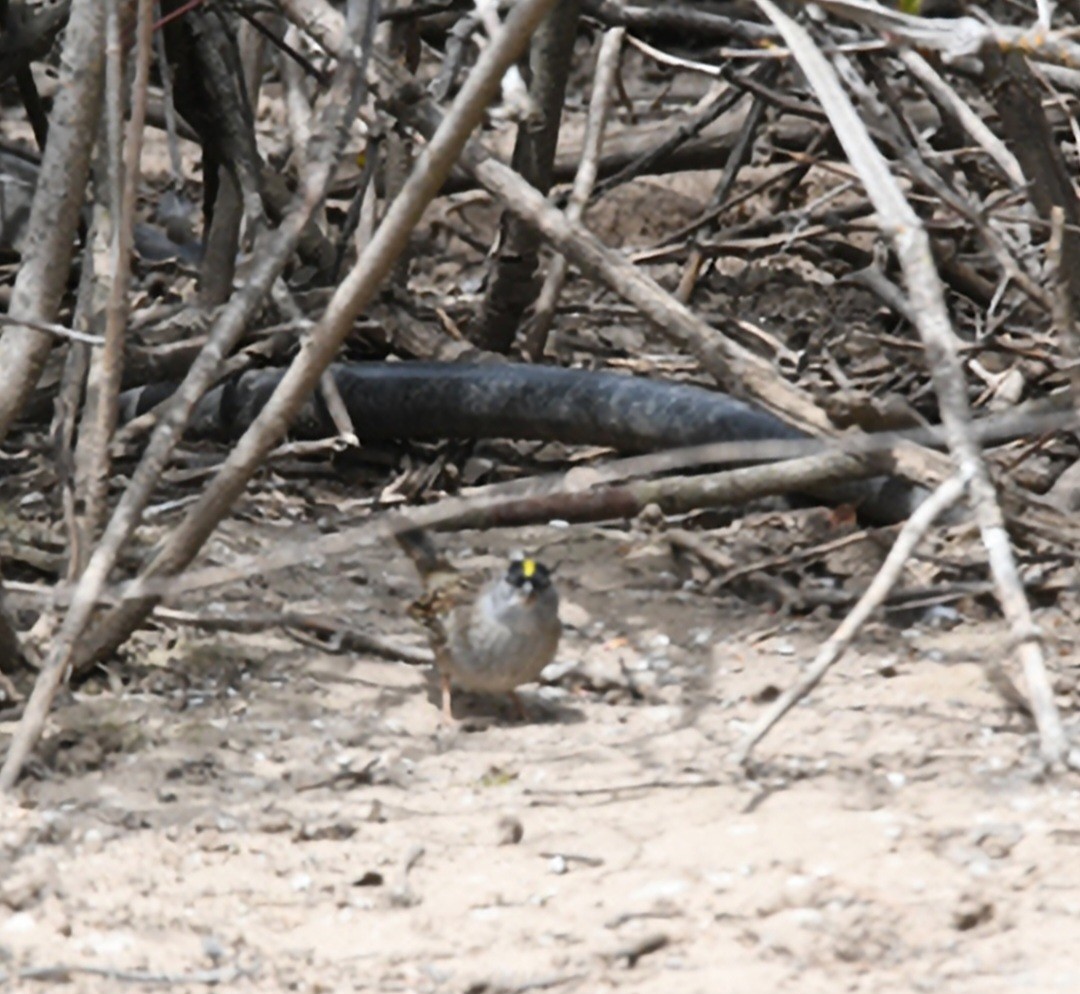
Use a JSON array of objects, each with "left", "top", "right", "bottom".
[{"left": 107, "top": 443, "right": 896, "bottom": 607}]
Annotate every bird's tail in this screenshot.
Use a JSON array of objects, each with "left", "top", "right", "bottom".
[{"left": 395, "top": 528, "right": 453, "bottom": 579}]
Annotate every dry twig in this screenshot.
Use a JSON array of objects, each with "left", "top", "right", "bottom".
[
  {"left": 522, "top": 26, "right": 624, "bottom": 359},
  {"left": 731, "top": 471, "right": 969, "bottom": 767},
  {"left": 0, "top": 0, "right": 105, "bottom": 441}
]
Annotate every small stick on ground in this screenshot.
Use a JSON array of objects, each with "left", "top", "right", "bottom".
[
  {"left": 0, "top": 963, "right": 248, "bottom": 986},
  {"left": 731, "top": 470, "right": 970, "bottom": 768},
  {"left": 1048, "top": 206, "right": 1080, "bottom": 407}
]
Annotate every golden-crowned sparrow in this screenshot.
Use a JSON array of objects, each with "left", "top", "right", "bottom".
[{"left": 398, "top": 530, "right": 561, "bottom": 720}]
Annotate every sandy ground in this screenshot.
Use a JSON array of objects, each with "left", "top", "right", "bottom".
[
  {"left": 4, "top": 522, "right": 1080, "bottom": 994},
  {"left": 3, "top": 38, "right": 1079, "bottom": 994}
]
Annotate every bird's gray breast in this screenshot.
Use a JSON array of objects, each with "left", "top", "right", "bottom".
[{"left": 446, "top": 581, "right": 561, "bottom": 692}]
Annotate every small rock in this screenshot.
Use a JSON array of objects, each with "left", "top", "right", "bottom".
[
  {"left": 0, "top": 866, "right": 51, "bottom": 911},
  {"left": 37, "top": 811, "right": 74, "bottom": 845},
  {"left": 781, "top": 873, "right": 827, "bottom": 910},
  {"left": 201, "top": 934, "right": 226, "bottom": 964},
  {"left": 558, "top": 599, "right": 591, "bottom": 630},
  {"left": 297, "top": 821, "right": 357, "bottom": 842},
  {"left": 922, "top": 605, "right": 961, "bottom": 628},
  {"left": 972, "top": 823, "right": 1023, "bottom": 860},
  {"left": 290, "top": 873, "right": 313, "bottom": 892},
  {"left": 80, "top": 929, "right": 135, "bottom": 957},
  {"left": 1, "top": 912, "right": 36, "bottom": 934},
  {"left": 637, "top": 503, "right": 666, "bottom": 529},
  {"left": 952, "top": 892, "right": 994, "bottom": 930},
  {"left": 497, "top": 815, "right": 524, "bottom": 846},
  {"left": 876, "top": 657, "right": 900, "bottom": 678},
  {"left": 630, "top": 878, "right": 689, "bottom": 905},
  {"left": 80, "top": 828, "right": 105, "bottom": 854},
  {"left": 753, "top": 683, "right": 781, "bottom": 704}
]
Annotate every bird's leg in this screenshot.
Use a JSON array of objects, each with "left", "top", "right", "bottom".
[
  {"left": 440, "top": 672, "right": 455, "bottom": 722},
  {"left": 508, "top": 690, "right": 528, "bottom": 722}
]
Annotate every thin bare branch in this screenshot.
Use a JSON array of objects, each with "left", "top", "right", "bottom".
[
  {"left": 731, "top": 471, "right": 969, "bottom": 767},
  {"left": 522, "top": 26, "right": 624, "bottom": 360},
  {"left": 0, "top": 0, "right": 106, "bottom": 442},
  {"left": 75, "top": 0, "right": 154, "bottom": 542}
]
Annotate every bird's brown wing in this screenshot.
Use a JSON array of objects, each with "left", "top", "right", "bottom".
[{"left": 407, "top": 569, "right": 465, "bottom": 672}]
